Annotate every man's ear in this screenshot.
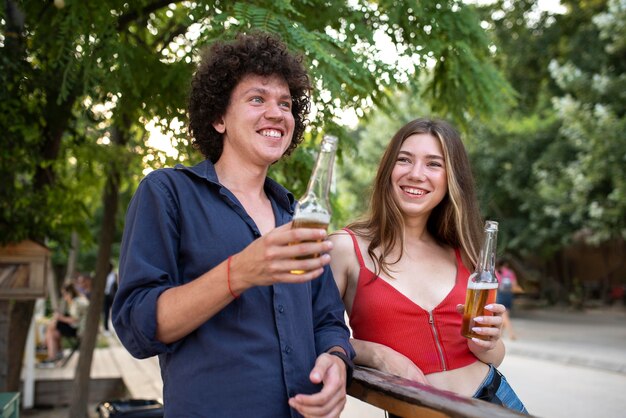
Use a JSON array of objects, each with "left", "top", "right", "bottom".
[{"left": 212, "top": 117, "right": 225, "bottom": 134}]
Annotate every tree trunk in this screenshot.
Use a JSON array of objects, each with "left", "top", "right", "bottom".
[
  {"left": 68, "top": 124, "right": 126, "bottom": 417},
  {"left": 64, "top": 231, "right": 80, "bottom": 282},
  {"left": 7, "top": 300, "right": 35, "bottom": 391},
  {"left": 0, "top": 299, "right": 36, "bottom": 392}
]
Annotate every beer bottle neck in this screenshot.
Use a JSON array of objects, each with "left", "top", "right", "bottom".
[
  {"left": 475, "top": 222, "right": 498, "bottom": 280},
  {"left": 297, "top": 136, "right": 337, "bottom": 217},
  {"left": 305, "top": 145, "right": 335, "bottom": 206}
]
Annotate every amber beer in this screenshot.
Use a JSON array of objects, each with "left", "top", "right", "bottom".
[
  {"left": 292, "top": 217, "right": 330, "bottom": 256},
  {"left": 290, "top": 214, "right": 330, "bottom": 274},
  {"left": 461, "top": 281, "right": 498, "bottom": 340}
]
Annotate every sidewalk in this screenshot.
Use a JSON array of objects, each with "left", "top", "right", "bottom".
[
  {"left": 497, "top": 306, "right": 626, "bottom": 418},
  {"left": 505, "top": 307, "right": 626, "bottom": 374}
]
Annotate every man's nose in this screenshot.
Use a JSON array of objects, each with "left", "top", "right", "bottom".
[{"left": 265, "top": 101, "right": 284, "bottom": 119}]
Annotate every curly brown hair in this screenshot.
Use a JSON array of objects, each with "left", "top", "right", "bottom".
[{"left": 188, "top": 31, "right": 312, "bottom": 163}]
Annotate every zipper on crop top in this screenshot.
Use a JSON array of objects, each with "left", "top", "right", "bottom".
[{"left": 428, "top": 310, "right": 447, "bottom": 371}]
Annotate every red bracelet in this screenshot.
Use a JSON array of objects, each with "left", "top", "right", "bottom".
[{"left": 227, "top": 256, "right": 239, "bottom": 299}]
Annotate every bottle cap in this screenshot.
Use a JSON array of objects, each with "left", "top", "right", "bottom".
[
  {"left": 485, "top": 220, "right": 498, "bottom": 231},
  {"left": 321, "top": 135, "right": 338, "bottom": 152}
]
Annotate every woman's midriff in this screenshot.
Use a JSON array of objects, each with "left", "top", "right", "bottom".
[{"left": 426, "top": 360, "right": 490, "bottom": 396}]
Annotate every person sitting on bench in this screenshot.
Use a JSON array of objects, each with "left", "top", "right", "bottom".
[{"left": 40, "top": 282, "right": 89, "bottom": 366}]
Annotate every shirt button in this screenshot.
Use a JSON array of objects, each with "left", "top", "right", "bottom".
[
  {"left": 278, "top": 305, "right": 284, "bottom": 313},
  {"left": 284, "top": 345, "right": 292, "bottom": 354}
]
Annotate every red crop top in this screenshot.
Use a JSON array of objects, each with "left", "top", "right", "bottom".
[{"left": 345, "top": 229, "right": 477, "bottom": 374}]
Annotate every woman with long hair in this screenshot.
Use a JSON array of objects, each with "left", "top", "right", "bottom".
[{"left": 330, "top": 118, "right": 527, "bottom": 414}]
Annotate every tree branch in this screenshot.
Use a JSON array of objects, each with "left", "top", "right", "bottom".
[
  {"left": 117, "top": 0, "right": 187, "bottom": 31},
  {"left": 4, "top": 0, "right": 25, "bottom": 52},
  {"left": 156, "top": 23, "right": 191, "bottom": 53}
]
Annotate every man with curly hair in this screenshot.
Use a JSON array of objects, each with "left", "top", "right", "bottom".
[{"left": 112, "top": 31, "right": 354, "bottom": 418}]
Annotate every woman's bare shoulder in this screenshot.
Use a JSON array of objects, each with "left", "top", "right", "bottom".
[
  {"left": 329, "top": 228, "right": 372, "bottom": 247},
  {"left": 329, "top": 228, "right": 353, "bottom": 251}
]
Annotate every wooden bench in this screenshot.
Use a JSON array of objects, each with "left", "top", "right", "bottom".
[{"left": 348, "top": 366, "right": 530, "bottom": 418}]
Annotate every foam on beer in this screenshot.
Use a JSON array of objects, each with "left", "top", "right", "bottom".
[
  {"left": 293, "top": 210, "right": 330, "bottom": 225},
  {"left": 466, "top": 281, "right": 499, "bottom": 290}
]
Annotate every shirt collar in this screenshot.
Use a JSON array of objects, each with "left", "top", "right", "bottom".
[{"left": 174, "top": 160, "right": 295, "bottom": 213}]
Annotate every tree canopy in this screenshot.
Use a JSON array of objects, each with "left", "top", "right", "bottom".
[{"left": 1, "top": 0, "right": 512, "bottom": 252}]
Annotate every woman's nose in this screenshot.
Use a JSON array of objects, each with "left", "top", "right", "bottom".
[{"left": 408, "top": 164, "right": 426, "bottom": 181}]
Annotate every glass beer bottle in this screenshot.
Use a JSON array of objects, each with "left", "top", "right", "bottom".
[
  {"left": 290, "top": 134, "right": 338, "bottom": 274},
  {"left": 461, "top": 220, "right": 499, "bottom": 340}
]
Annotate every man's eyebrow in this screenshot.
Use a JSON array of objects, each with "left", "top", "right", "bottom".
[
  {"left": 242, "top": 87, "right": 268, "bottom": 95},
  {"left": 241, "top": 87, "right": 292, "bottom": 100}
]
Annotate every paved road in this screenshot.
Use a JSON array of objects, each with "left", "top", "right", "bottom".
[
  {"left": 342, "top": 306, "right": 626, "bottom": 418},
  {"left": 498, "top": 307, "right": 626, "bottom": 418}
]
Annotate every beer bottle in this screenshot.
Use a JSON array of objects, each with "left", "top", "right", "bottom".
[
  {"left": 290, "top": 134, "right": 338, "bottom": 273},
  {"left": 461, "top": 220, "right": 499, "bottom": 340}
]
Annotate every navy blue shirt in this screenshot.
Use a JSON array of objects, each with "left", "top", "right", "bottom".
[{"left": 112, "top": 160, "right": 353, "bottom": 418}]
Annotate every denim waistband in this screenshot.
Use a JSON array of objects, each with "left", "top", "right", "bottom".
[{"left": 472, "top": 364, "right": 503, "bottom": 405}]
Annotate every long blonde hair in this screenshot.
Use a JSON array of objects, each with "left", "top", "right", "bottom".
[{"left": 348, "top": 118, "right": 483, "bottom": 277}]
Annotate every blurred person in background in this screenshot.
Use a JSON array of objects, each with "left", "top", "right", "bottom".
[
  {"left": 496, "top": 259, "right": 523, "bottom": 340},
  {"left": 103, "top": 262, "right": 118, "bottom": 335},
  {"left": 39, "top": 282, "right": 89, "bottom": 366},
  {"left": 74, "top": 273, "right": 92, "bottom": 299}
]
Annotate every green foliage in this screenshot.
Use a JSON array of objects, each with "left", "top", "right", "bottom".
[
  {"left": 470, "top": 0, "right": 625, "bottom": 261},
  {"left": 475, "top": 0, "right": 563, "bottom": 113},
  {"left": 469, "top": 115, "right": 567, "bottom": 257}
]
